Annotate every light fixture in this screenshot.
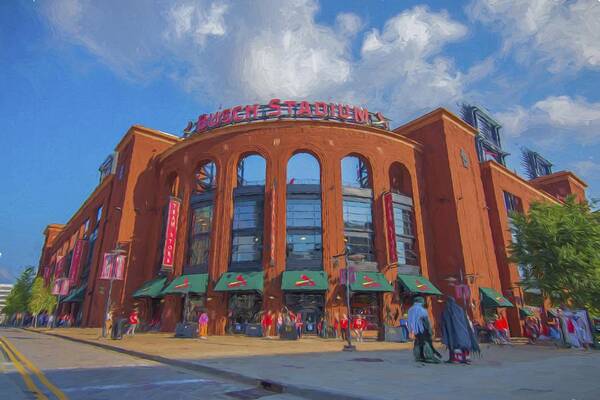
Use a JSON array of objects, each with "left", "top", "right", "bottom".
[
  {"left": 207, "top": 297, "right": 213, "bottom": 301},
  {"left": 268, "top": 295, "right": 276, "bottom": 300}
]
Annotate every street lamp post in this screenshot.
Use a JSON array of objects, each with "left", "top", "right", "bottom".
[
  {"left": 333, "top": 248, "right": 364, "bottom": 352},
  {"left": 101, "top": 245, "right": 127, "bottom": 338}
]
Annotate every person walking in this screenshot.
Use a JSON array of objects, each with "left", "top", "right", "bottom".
[
  {"left": 441, "top": 297, "right": 480, "bottom": 364},
  {"left": 198, "top": 311, "right": 209, "bottom": 339},
  {"left": 407, "top": 297, "right": 441, "bottom": 363},
  {"left": 126, "top": 309, "right": 139, "bottom": 336},
  {"left": 262, "top": 310, "right": 273, "bottom": 338},
  {"left": 276, "top": 312, "right": 283, "bottom": 336}
]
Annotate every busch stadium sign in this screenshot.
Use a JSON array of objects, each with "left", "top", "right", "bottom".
[{"left": 184, "top": 98, "right": 390, "bottom": 136}]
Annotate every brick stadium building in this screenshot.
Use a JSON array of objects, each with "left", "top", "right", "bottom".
[{"left": 38, "top": 101, "right": 587, "bottom": 337}]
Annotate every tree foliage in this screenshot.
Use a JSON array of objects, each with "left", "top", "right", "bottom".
[
  {"left": 3, "top": 267, "right": 35, "bottom": 315},
  {"left": 509, "top": 196, "right": 600, "bottom": 313},
  {"left": 28, "top": 276, "right": 57, "bottom": 317}
]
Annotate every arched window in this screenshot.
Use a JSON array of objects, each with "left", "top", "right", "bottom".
[
  {"left": 286, "top": 153, "right": 322, "bottom": 269},
  {"left": 187, "top": 162, "right": 217, "bottom": 272},
  {"left": 193, "top": 161, "right": 217, "bottom": 193},
  {"left": 237, "top": 154, "right": 266, "bottom": 187},
  {"left": 341, "top": 156, "right": 371, "bottom": 189},
  {"left": 230, "top": 154, "right": 266, "bottom": 270},
  {"left": 389, "top": 162, "right": 418, "bottom": 267},
  {"left": 341, "top": 155, "right": 375, "bottom": 262}
]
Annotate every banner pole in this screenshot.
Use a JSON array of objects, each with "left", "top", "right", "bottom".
[{"left": 102, "top": 278, "right": 114, "bottom": 338}]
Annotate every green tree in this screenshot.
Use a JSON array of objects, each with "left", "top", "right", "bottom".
[
  {"left": 509, "top": 196, "right": 600, "bottom": 314},
  {"left": 28, "top": 277, "right": 57, "bottom": 327},
  {"left": 3, "top": 267, "right": 36, "bottom": 319}
]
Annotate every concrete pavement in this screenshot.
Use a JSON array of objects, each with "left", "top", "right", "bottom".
[
  {"left": 22, "top": 327, "right": 600, "bottom": 400},
  {"left": 0, "top": 328, "right": 308, "bottom": 400}
]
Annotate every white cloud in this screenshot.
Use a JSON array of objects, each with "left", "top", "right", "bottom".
[
  {"left": 495, "top": 96, "right": 600, "bottom": 144},
  {"left": 572, "top": 160, "right": 600, "bottom": 178},
  {"left": 336, "top": 13, "right": 363, "bottom": 37},
  {"left": 469, "top": 0, "right": 600, "bottom": 72},
  {"left": 39, "top": 1, "right": 469, "bottom": 122}
]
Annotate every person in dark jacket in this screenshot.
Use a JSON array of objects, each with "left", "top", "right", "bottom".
[{"left": 441, "top": 297, "right": 480, "bottom": 364}]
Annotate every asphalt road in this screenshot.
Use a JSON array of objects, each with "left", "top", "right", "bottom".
[{"left": 0, "top": 328, "right": 306, "bottom": 400}]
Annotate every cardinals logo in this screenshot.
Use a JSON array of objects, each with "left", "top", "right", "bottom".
[
  {"left": 294, "top": 274, "right": 315, "bottom": 287},
  {"left": 175, "top": 277, "right": 189, "bottom": 290},
  {"left": 227, "top": 274, "right": 247, "bottom": 287},
  {"left": 362, "top": 275, "right": 381, "bottom": 288},
  {"left": 415, "top": 279, "right": 430, "bottom": 292}
]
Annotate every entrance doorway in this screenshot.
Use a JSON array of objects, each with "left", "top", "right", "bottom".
[
  {"left": 227, "top": 293, "right": 262, "bottom": 334},
  {"left": 351, "top": 292, "right": 381, "bottom": 331},
  {"left": 284, "top": 293, "right": 324, "bottom": 334}
]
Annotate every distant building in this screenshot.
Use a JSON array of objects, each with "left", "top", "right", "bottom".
[
  {"left": 460, "top": 103, "right": 509, "bottom": 166},
  {"left": 521, "top": 148, "right": 553, "bottom": 180},
  {"left": 0, "top": 283, "right": 13, "bottom": 313}
]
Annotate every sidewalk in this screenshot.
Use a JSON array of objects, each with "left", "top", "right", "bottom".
[{"left": 26, "top": 328, "right": 600, "bottom": 400}]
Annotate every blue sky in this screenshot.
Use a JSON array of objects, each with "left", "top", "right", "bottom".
[{"left": 1, "top": 0, "right": 599, "bottom": 282}]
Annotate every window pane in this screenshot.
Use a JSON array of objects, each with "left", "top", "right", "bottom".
[
  {"left": 286, "top": 233, "right": 322, "bottom": 261},
  {"left": 341, "top": 156, "right": 370, "bottom": 188},
  {"left": 238, "top": 155, "right": 266, "bottom": 186},
  {"left": 287, "top": 199, "right": 321, "bottom": 228},
  {"left": 393, "top": 205, "right": 414, "bottom": 236},
  {"left": 188, "top": 235, "right": 211, "bottom": 266},
  {"left": 194, "top": 162, "right": 217, "bottom": 193},
  {"left": 345, "top": 233, "right": 375, "bottom": 261},
  {"left": 233, "top": 199, "right": 264, "bottom": 230},
  {"left": 191, "top": 205, "right": 213, "bottom": 235},
  {"left": 395, "top": 238, "right": 418, "bottom": 265},
  {"left": 231, "top": 234, "right": 263, "bottom": 262},
  {"left": 287, "top": 153, "right": 320, "bottom": 185},
  {"left": 343, "top": 200, "right": 373, "bottom": 231}
]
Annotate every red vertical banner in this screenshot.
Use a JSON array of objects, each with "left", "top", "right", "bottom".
[
  {"left": 68, "top": 239, "right": 86, "bottom": 285},
  {"left": 99, "top": 252, "right": 115, "bottom": 280},
  {"left": 382, "top": 192, "right": 398, "bottom": 264},
  {"left": 54, "top": 256, "right": 66, "bottom": 279},
  {"left": 161, "top": 197, "right": 181, "bottom": 271},
  {"left": 113, "top": 255, "right": 126, "bottom": 280},
  {"left": 270, "top": 184, "right": 276, "bottom": 266}
]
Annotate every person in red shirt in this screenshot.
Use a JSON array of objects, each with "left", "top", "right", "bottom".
[
  {"left": 295, "top": 312, "right": 304, "bottom": 338},
  {"left": 126, "top": 309, "right": 139, "bottom": 336},
  {"left": 340, "top": 314, "right": 349, "bottom": 341},
  {"left": 352, "top": 314, "right": 366, "bottom": 342},
  {"left": 261, "top": 310, "right": 274, "bottom": 338},
  {"left": 494, "top": 313, "right": 510, "bottom": 343}
]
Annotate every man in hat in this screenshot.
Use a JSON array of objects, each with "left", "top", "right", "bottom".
[{"left": 407, "top": 297, "right": 441, "bottom": 363}]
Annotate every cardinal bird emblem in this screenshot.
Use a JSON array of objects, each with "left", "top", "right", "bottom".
[
  {"left": 294, "top": 274, "right": 315, "bottom": 287},
  {"left": 415, "top": 279, "right": 430, "bottom": 292},
  {"left": 175, "top": 277, "right": 189, "bottom": 290},
  {"left": 362, "top": 275, "right": 381, "bottom": 288},
  {"left": 227, "top": 274, "right": 247, "bottom": 287}
]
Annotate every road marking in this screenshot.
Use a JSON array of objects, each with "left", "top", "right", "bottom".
[
  {"left": 0, "top": 339, "right": 49, "bottom": 400},
  {"left": 0, "top": 336, "right": 69, "bottom": 400},
  {"left": 61, "top": 378, "right": 215, "bottom": 392}
]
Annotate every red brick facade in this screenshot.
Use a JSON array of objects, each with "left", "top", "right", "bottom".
[{"left": 38, "top": 108, "right": 587, "bottom": 337}]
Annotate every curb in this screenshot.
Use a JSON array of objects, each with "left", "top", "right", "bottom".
[{"left": 22, "top": 328, "right": 378, "bottom": 400}]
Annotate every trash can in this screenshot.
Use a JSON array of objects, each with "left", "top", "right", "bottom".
[
  {"left": 245, "top": 323, "right": 263, "bottom": 337},
  {"left": 175, "top": 322, "right": 199, "bottom": 338},
  {"left": 279, "top": 324, "right": 298, "bottom": 340}
]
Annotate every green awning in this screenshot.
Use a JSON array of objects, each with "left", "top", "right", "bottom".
[
  {"left": 132, "top": 277, "right": 167, "bottom": 298},
  {"left": 61, "top": 285, "right": 86, "bottom": 303},
  {"left": 519, "top": 307, "right": 535, "bottom": 318},
  {"left": 281, "top": 271, "right": 328, "bottom": 291},
  {"left": 162, "top": 274, "right": 208, "bottom": 295},
  {"left": 214, "top": 272, "right": 263, "bottom": 293},
  {"left": 398, "top": 274, "right": 442, "bottom": 295},
  {"left": 480, "top": 287, "right": 514, "bottom": 308},
  {"left": 349, "top": 271, "right": 394, "bottom": 292}
]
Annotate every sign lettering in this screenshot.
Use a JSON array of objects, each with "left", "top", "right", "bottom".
[
  {"left": 184, "top": 98, "right": 390, "bottom": 136},
  {"left": 161, "top": 197, "right": 181, "bottom": 271}
]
